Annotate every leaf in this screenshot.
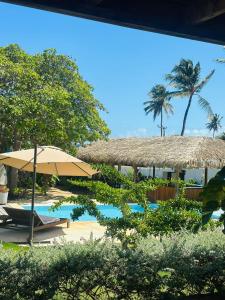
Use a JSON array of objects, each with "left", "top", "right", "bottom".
[
  {"left": 0, "top": 44, "right": 110, "bottom": 153},
  {"left": 195, "top": 69, "right": 215, "bottom": 93},
  {"left": 197, "top": 95, "right": 213, "bottom": 116},
  {"left": 216, "top": 58, "right": 225, "bottom": 63}
]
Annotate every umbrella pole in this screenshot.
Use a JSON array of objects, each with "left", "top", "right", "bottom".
[{"left": 28, "top": 143, "right": 38, "bottom": 246}]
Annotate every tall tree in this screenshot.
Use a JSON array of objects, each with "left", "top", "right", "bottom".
[
  {"left": 166, "top": 59, "right": 214, "bottom": 136},
  {"left": 206, "top": 113, "right": 223, "bottom": 138},
  {"left": 0, "top": 44, "right": 110, "bottom": 190},
  {"left": 144, "top": 84, "right": 173, "bottom": 136}
]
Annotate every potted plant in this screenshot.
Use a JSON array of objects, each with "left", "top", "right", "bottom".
[{"left": 0, "top": 185, "right": 9, "bottom": 205}]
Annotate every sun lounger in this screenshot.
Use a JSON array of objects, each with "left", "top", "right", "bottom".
[
  {"left": 2, "top": 207, "right": 70, "bottom": 231},
  {"left": 0, "top": 206, "right": 10, "bottom": 223}
]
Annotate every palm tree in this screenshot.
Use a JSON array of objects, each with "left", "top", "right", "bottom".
[
  {"left": 166, "top": 59, "right": 214, "bottom": 136},
  {"left": 206, "top": 113, "right": 223, "bottom": 138},
  {"left": 144, "top": 84, "right": 173, "bottom": 136}
]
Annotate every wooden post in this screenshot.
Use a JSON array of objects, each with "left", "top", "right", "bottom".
[
  {"left": 153, "top": 166, "right": 156, "bottom": 178},
  {"left": 174, "top": 167, "right": 181, "bottom": 196},
  {"left": 204, "top": 167, "right": 208, "bottom": 185},
  {"left": 133, "top": 166, "right": 138, "bottom": 182}
]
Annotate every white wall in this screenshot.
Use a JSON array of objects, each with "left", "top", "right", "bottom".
[{"left": 119, "top": 166, "right": 219, "bottom": 185}]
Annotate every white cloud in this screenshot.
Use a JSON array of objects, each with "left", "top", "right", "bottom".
[
  {"left": 115, "top": 127, "right": 149, "bottom": 138},
  {"left": 112, "top": 127, "right": 225, "bottom": 139},
  {"left": 184, "top": 128, "right": 210, "bottom": 136}
]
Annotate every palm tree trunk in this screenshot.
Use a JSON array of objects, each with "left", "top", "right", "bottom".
[
  {"left": 213, "top": 130, "right": 215, "bottom": 138},
  {"left": 160, "top": 109, "right": 163, "bottom": 137},
  {"left": 181, "top": 93, "right": 193, "bottom": 136}
]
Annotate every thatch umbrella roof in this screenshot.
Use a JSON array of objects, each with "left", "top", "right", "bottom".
[{"left": 77, "top": 136, "right": 225, "bottom": 169}]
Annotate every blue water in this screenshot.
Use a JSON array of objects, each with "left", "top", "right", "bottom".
[
  {"left": 23, "top": 203, "right": 159, "bottom": 221},
  {"left": 22, "top": 203, "right": 223, "bottom": 221}
]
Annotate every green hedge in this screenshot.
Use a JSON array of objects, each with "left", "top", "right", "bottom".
[{"left": 1, "top": 230, "right": 225, "bottom": 299}]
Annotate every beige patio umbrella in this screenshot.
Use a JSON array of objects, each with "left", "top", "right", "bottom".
[
  {"left": 0, "top": 145, "right": 97, "bottom": 244},
  {"left": 0, "top": 146, "right": 97, "bottom": 176}
]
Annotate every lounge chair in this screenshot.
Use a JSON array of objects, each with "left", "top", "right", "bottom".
[
  {"left": 0, "top": 206, "right": 10, "bottom": 223},
  {"left": 1, "top": 207, "right": 70, "bottom": 231}
]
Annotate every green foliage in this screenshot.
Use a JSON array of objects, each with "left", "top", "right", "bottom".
[
  {"left": 0, "top": 44, "right": 110, "bottom": 153},
  {"left": 92, "top": 163, "right": 133, "bottom": 187},
  {"left": 1, "top": 231, "right": 225, "bottom": 299},
  {"left": 36, "top": 174, "right": 59, "bottom": 195},
  {"left": 186, "top": 178, "right": 198, "bottom": 185},
  {"left": 201, "top": 167, "right": 225, "bottom": 231},
  {"left": 217, "top": 132, "right": 225, "bottom": 140},
  {"left": 11, "top": 172, "right": 59, "bottom": 198},
  {"left": 144, "top": 84, "right": 173, "bottom": 135},
  {"left": 0, "top": 241, "right": 28, "bottom": 251},
  {"left": 146, "top": 198, "right": 218, "bottom": 237},
  {"left": 53, "top": 167, "right": 218, "bottom": 247},
  {"left": 206, "top": 113, "right": 223, "bottom": 137}
]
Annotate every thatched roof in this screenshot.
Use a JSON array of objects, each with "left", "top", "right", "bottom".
[{"left": 77, "top": 136, "right": 225, "bottom": 169}]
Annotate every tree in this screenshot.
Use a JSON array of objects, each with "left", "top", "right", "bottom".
[
  {"left": 217, "top": 132, "right": 225, "bottom": 140},
  {"left": 206, "top": 113, "right": 223, "bottom": 138},
  {"left": 0, "top": 44, "right": 110, "bottom": 190},
  {"left": 166, "top": 59, "right": 214, "bottom": 136},
  {"left": 144, "top": 84, "right": 173, "bottom": 136}
]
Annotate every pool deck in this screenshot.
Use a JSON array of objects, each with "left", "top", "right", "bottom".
[
  {"left": 0, "top": 188, "right": 106, "bottom": 244},
  {"left": 0, "top": 221, "right": 106, "bottom": 244}
]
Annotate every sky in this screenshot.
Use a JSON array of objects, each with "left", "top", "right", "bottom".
[{"left": 0, "top": 2, "right": 225, "bottom": 138}]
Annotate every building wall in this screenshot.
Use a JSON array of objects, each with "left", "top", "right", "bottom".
[{"left": 120, "top": 166, "right": 219, "bottom": 185}]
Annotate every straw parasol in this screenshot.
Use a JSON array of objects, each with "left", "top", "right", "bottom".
[
  {"left": 77, "top": 136, "right": 225, "bottom": 169},
  {"left": 0, "top": 145, "right": 97, "bottom": 244}
]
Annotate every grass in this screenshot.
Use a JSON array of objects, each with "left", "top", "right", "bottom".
[{"left": 0, "top": 241, "right": 29, "bottom": 251}]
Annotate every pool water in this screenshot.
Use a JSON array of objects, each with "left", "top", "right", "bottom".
[
  {"left": 23, "top": 203, "right": 159, "bottom": 221},
  {"left": 22, "top": 203, "right": 223, "bottom": 222}
]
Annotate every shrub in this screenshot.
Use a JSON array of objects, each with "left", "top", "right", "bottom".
[
  {"left": 201, "top": 167, "right": 225, "bottom": 232},
  {"left": 58, "top": 164, "right": 134, "bottom": 192},
  {"left": 52, "top": 179, "right": 220, "bottom": 247},
  {"left": 13, "top": 172, "right": 59, "bottom": 198},
  {"left": 1, "top": 231, "right": 225, "bottom": 299}
]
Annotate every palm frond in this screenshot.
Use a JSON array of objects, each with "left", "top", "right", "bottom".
[
  {"left": 197, "top": 95, "right": 213, "bottom": 116},
  {"left": 195, "top": 70, "right": 215, "bottom": 92},
  {"left": 168, "top": 90, "right": 190, "bottom": 98},
  {"left": 206, "top": 113, "right": 223, "bottom": 133},
  {"left": 216, "top": 58, "right": 225, "bottom": 64},
  {"left": 163, "top": 102, "right": 174, "bottom": 116},
  {"left": 166, "top": 59, "right": 201, "bottom": 90},
  {"left": 144, "top": 84, "right": 173, "bottom": 121}
]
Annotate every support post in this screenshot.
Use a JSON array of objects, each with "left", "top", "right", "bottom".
[
  {"left": 153, "top": 166, "right": 156, "bottom": 178},
  {"left": 204, "top": 167, "right": 208, "bottom": 185},
  {"left": 118, "top": 165, "right": 121, "bottom": 172},
  {"left": 174, "top": 167, "right": 181, "bottom": 196},
  {"left": 28, "top": 143, "right": 38, "bottom": 246},
  {"left": 133, "top": 166, "right": 138, "bottom": 182}
]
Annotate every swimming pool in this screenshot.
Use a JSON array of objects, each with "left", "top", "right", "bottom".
[
  {"left": 23, "top": 203, "right": 159, "bottom": 221},
  {"left": 22, "top": 203, "right": 222, "bottom": 222}
]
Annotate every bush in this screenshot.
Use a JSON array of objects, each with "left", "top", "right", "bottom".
[
  {"left": 53, "top": 181, "right": 221, "bottom": 247},
  {"left": 12, "top": 172, "right": 59, "bottom": 198},
  {"left": 1, "top": 231, "right": 225, "bottom": 299},
  {"left": 58, "top": 164, "right": 134, "bottom": 192}
]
